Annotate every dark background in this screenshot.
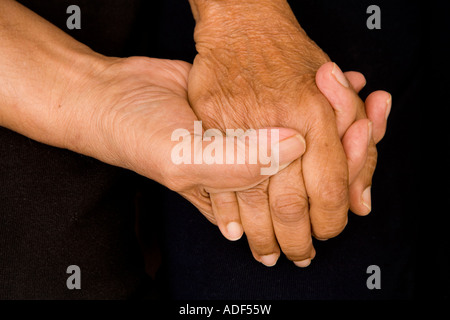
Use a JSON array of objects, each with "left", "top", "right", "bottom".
[{"left": 0, "top": 0, "right": 433, "bottom": 299}]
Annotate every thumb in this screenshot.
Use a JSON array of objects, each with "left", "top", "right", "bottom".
[{"left": 186, "top": 127, "right": 306, "bottom": 192}]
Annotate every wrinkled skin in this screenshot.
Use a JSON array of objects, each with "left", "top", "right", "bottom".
[{"left": 188, "top": 3, "right": 379, "bottom": 264}]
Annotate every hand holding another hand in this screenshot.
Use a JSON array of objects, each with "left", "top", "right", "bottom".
[
  {"left": 45, "top": 53, "right": 388, "bottom": 269},
  {"left": 0, "top": 0, "right": 391, "bottom": 269},
  {"left": 187, "top": 0, "right": 391, "bottom": 266}
]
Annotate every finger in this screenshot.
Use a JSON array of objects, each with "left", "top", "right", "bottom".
[
  {"left": 268, "top": 159, "right": 315, "bottom": 267},
  {"left": 210, "top": 192, "right": 243, "bottom": 241},
  {"left": 365, "top": 91, "right": 392, "bottom": 143},
  {"left": 301, "top": 96, "right": 349, "bottom": 240},
  {"left": 343, "top": 105, "right": 377, "bottom": 215},
  {"left": 315, "top": 62, "right": 357, "bottom": 137},
  {"left": 317, "top": 63, "right": 390, "bottom": 144},
  {"left": 344, "top": 71, "right": 366, "bottom": 93},
  {"left": 342, "top": 119, "right": 372, "bottom": 184},
  {"left": 349, "top": 136, "right": 377, "bottom": 216},
  {"left": 346, "top": 93, "right": 381, "bottom": 216},
  {"left": 236, "top": 180, "right": 280, "bottom": 267}
]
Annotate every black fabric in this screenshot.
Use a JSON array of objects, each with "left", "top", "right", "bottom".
[
  {"left": 0, "top": 0, "right": 159, "bottom": 299},
  {"left": 0, "top": 0, "right": 428, "bottom": 299}
]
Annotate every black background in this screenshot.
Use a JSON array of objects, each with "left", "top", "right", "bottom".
[{"left": 0, "top": 0, "right": 434, "bottom": 300}]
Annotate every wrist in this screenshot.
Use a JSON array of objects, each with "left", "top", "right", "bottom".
[
  {"left": 190, "top": 0, "right": 311, "bottom": 61},
  {"left": 50, "top": 51, "right": 115, "bottom": 152},
  {"left": 190, "top": 0, "right": 302, "bottom": 43},
  {"left": 190, "top": 0, "right": 291, "bottom": 22}
]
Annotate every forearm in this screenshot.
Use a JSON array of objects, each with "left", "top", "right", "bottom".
[
  {"left": 188, "top": 0, "right": 303, "bottom": 39},
  {"left": 188, "top": 0, "right": 294, "bottom": 22},
  {"left": 0, "top": 0, "right": 107, "bottom": 149},
  {"left": 187, "top": 0, "right": 327, "bottom": 73}
]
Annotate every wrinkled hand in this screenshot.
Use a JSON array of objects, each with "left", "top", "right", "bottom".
[{"left": 188, "top": 1, "right": 390, "bottom": 266}]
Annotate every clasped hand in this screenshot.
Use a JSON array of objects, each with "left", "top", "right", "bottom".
[{"left": 12, "top": 1, "right": 391, "bottom": 268}]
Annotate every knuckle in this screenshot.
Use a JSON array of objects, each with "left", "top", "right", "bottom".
[
  {"left": 285, "top": 247, "right": 313, "bottom": 262},
  {"left": 277, "top": 236, "right": 312, "bottom": 260},
  {"left": 313, "top": 224, "right": 345, "bottom": 240},
  {"left": 313, "top": 216, "right": 348, "bottom": 240},
  {"left": 212, "top": 195, "right": 236, "bottom": 209},
  {"left": 237, "top": 185, "right": 268, "bottom": 206},
  {"left": 303, "top": 90, "right": 334, "bottom": 120},
  {"left": 313, "top": 226, "right": 338, "bottom": 240},
  {"left": 279, "top": 236, "right": 313, "bottom": 261},
  {"left": 310, "top": 180, "right": 349, "bottom": 240},
  {"left": 247, "top": 230, "right": 278, "bottom": 255},
  {"left": 251, "top": 235, "right": 274, "bottom": 253},
  {"left": 316, "top": 179, "right": 349, "bottom": 213},
  {"left": 270, "top": 193, "right": 308, "bottom": 224}
]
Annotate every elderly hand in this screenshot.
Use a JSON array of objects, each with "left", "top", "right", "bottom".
[{"left": 188, "top": 0, "right": 391, "bottom": 266}]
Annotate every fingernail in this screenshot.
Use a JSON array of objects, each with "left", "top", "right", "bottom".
[
  {"left": 294, "top": 259, "right": 311, "bottom": 268},
  {"left": 226, "top": 222, "right": 243, "bottom": 241},
  {"left": 260, "top": 253, "right": 279, "bottom": 267},
  {"left": 385, "top": 94, "right": 392, "bottom": 120},
  {"left": 362, "top": 186, "right": 372, "bottom": 213},
  {"left": 278, "top": 134, "right": 306, "bottom": 166},
  {"left": 331, "top": 63, "right": 349, "bottom": 88}
]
